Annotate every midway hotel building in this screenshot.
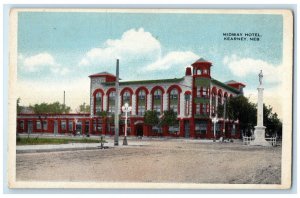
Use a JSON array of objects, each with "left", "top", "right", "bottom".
[{"left": 17, "top": 58, "right": 245, "bottom": 139}]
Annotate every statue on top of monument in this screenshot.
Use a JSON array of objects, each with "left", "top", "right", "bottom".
[{"left": 259, "top": 70, "right": 263, "bottom": 85}]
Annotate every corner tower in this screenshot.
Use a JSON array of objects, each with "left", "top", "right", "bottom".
[{"left": 190, "top": 58, "right": 212, "bottom": 138}]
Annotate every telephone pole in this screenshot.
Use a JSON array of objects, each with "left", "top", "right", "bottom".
[{"left": 114, "top": 59, "right": 120, "bottom": 146}]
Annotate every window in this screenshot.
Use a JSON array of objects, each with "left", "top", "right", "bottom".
[
  {"left": 184, "top": 93, "right": 190, "bottom": 116},
  {"left": 93, "top": 119, "right": 102, "bottom": 132},
  {"left": 218, "top": 93, "right": 222, "bottom": 105},
  {"left": 196, "top": 87, "right": 201, "bottom": 97},
  {"left": 154, "top": 90, "right": 161, "bottom": 100},
  {"left": 61, "top": 120, "right": 67, "bottom": 131},
  {"left": 138, "top": 105, "right": 146, "bottom": 116},
  {"left": 169, "top": 122, "right": 179, "bottom": 134},
  {"left": 231, "top": 124, "right": 236, "bottom": 135},
  {"left": 202, "top": 104, "right": 208, "bottom": 115},
  {"left": 68, "top": 120, "right": 73, "bottom": 131},
  {"left": 43, "top": 121, "right": 48, "bottom": 130},
  {"left": 153, "top": 89, "right": 162, "bottom": 114},
  {"left": 212, "top": 92, "right": 217, "bottom": 115},
  {"left": 137, "top": 90, "right": 146, "bottom": 116},
  {"left": 108, "top": 91, "right": 116, "bottom": 113},
  {"left": 169, "top": 89, "right": 179, "bottom": 114},
  {"left": 195, "top": 120, "right": 207, "bottom": 135},
  {"left": 122, "top": 91, "right": 131, "bottom": 104},
  {"left": 36, "top": 120, "right": 41, "bottom": 129},
  {"left": 138, "top": 90, "right": 146, "bottom": 100},
  {"left": 196, "top": 104, "right": 200, "bottom": 114},
  {"left": 20, "top": 120, "right": 24, "bottom": 129},
  {"left": 95, "top": 92, "right": 102, "bottom": 113}
]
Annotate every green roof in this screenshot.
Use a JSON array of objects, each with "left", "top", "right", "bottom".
[
  {"left": 102, "top": 78, "right": 184, "bottom": 86},
  {"left": 211, "top": 78, "right": 240, "bottom": 94}
]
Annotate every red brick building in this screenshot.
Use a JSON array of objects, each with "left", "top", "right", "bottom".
[{"left": 17, "top": 58, "right": 245, "bottom": 139}]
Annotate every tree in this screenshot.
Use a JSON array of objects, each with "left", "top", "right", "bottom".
[
  {"left": 217, "top": 95, "right": 282, "bottom": 137},
  {"left": 17, "top": 98, "right": 24, "bottom": 114},
  {"left": 161, "top": 109, "right": 178, "bottom": 126},
  {"left": 30, "top": 102, "right": 71, "bottom": 114},
  {"left": 76, "top": 102, "right": 90, "bottom": 113},
  {"left": 217, "top": 95, "right": 256, "bottom": 136},
  {"left": 263, "top": 105, "right": 282, "bottom": 137},
  {"left": 144, "top": 110, "right": 159, "bottom": 126}
]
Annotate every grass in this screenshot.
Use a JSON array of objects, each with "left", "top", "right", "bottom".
[{"left": 16, "top": 136, "right": 107, "bottom": 145}]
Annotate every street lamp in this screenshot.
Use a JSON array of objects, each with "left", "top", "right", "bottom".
[
  {"left": 211, "top": 115, "right": 219, "bottom": 142},
  {"left": 121, "top": 103, "right": 132, "bottom": 146}
]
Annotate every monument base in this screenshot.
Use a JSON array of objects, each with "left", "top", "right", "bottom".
[{"left": 250, "top": 126, "right": 271, "bottom": 147}]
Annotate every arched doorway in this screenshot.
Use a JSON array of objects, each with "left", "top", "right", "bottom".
[
  {"left": 134, "top": 121, "right": 144, "bottom": 137},
  {"left": 136, "top": 124, "right": 143, "bottom": 137}
]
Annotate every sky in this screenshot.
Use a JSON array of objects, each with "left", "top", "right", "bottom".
[{"left": 16, "top": 11, "right": 284, "bottom": 117}]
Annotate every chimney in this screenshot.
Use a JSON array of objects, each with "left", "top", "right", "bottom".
[{"left": 185, "top": 67, "right": 192, "bottom": 76}]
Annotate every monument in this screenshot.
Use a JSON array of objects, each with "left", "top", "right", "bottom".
[{"left": 250, "top": 70, "right": 271, "bottom": 146}]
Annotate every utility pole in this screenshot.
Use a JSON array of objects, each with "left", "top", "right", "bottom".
[
  {"left": 63, "top": 91, "right": 65, "bottom": 106},
  {"left": 222, "top": 99, "right": 226, "bottom": 140},
  {"left": 114, "top": 59, "right": 120, "bottom": 146}
]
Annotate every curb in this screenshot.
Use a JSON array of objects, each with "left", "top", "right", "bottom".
[{"left": 16, "top": 146, "right": 111, "bottom": 154}]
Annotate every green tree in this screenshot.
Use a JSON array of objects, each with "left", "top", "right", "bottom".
[
  {"left": 263, "top": 105, "right": 282, "bottom": 137},
  {"left": 77, "top": 102, "right": 90, "bottom": 113},
  {"left": 217, "top": 95, "right": 256, "bottom": 136},
  {"left": 17, "top": 98, "right": 24, "bottom": 114},
  {"left": 30, "top": 102, "right": 71, "bottom": 114},
  {"left": 161, "top": 109, "right": 178, "bottom": 126},
  {"left": 217, "top": 95, "right": 282, "bottom": 137},
  {"left": 144, "top": 110, "right": 159, "bottom": 126}
]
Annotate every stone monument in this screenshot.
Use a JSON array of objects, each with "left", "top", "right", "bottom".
[{"left": 250, "top": 70, "right": 271, "bottom": 146}]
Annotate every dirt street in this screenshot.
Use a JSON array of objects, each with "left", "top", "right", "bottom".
[{"left": 16, "top": 140, "right": 281, "bottom": 184}]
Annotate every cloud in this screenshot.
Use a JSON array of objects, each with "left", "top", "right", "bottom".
[
  {"left": 145, "top": 51, "right": 199, "bottom": 71},
  {"left": 223, "top": 55, "right": 283, "bottom": 84},
  {"left": 79, "top": 28, "right": 161, "bottom": 67},
  {"left": 225, "top": 55, "right": 284, "bottom": 119},
  {"left": 19, "top": 52, "right": 70, "bottom": 75}
]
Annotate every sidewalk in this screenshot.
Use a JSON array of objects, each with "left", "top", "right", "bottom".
[{"left": 16, "top": 139, "right": 150, "bottom": 154}]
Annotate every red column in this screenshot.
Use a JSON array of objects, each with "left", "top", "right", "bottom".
[
  {"left": 179, "top": 119, "right": 184, "bottom": 137},
  {"left": 190, "top": 119, "right": 195, "bottom": 138},
  {"left": 81, "top": 119, "right": 85, "bottom": 136},
  {"left": 143, "top": 125, "right": 149, "bottom": 136},
  {"left": 66, "top": 119, "right": 69, "bottom": 134},
  {"left": 89, "top": 119, "right": 93, "bottom": 135},
  {"left": 162, "top": 126, "right": 168, "bottom": 137},
  {"left": 206, "top": 120, "right": 213, "bottom": 139},
  {"left": 102, "top": 117, "right": 106, "bottom": 135},
  {"left": 130, "top": 118, "right": 135, "bottom": 136}
]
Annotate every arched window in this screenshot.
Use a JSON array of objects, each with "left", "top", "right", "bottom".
[
  {"left": 169, "top": 89, "right": 179, "bottom": 114},
  {"left": 184, "top": 92, "right": 191, "bottom": 116},
  {"left": 218, "top": 90, "right": 223, "bottom": 105},
  {"left": 153, "top": 89, "right": 162, "bottom": 114},
  {"left": 93, "top": 89, "right": 104, "bottom": 115},
  {"left": 122, "top": 91, "right": 131, "bottom": 107},
  {"left": 211, "top": 87, "right": 217, "bottom": 116},
  {"left": 224, "top": 92, "right": 228, "bottom": 104},
  {"left": 137, "top": 90, "right": 146, "bottom": 116},
  {"left": 108, "top": 91, "right": 116, "bottom": 113},
  {"left": 95, "top": 93, "right": 102, "bottom": 113}
]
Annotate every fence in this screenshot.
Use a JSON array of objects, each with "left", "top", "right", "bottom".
[{"left": 242, "top": 136, "right": 277, "bottom": 146}]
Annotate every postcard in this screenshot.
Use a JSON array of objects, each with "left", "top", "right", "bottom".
[{"left": 8, "top": 8, "right": 293, "bottom": 189}]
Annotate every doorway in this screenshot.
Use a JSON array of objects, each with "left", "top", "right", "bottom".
[
  {"left": 27, "top": 121, "right": 33, "bottom": 134},
  {"left": 184, "top": 120, "right": 190, "bottom": 138},
  {"left": 136, "top": 124, "right": 143, "bottom": 137},
  {"left": 54, "top": 120, "right": 58, "bottom": 135}
]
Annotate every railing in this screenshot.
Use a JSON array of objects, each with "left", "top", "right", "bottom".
[
  {"left": 265, "top": 137, "right": 277, "bottom": 146},
  {"left": 242, "top": 136, "right": 254, "bottom": 145},
  {"left": 242, "top": 136, "right": 277, "bottom": 146}
]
